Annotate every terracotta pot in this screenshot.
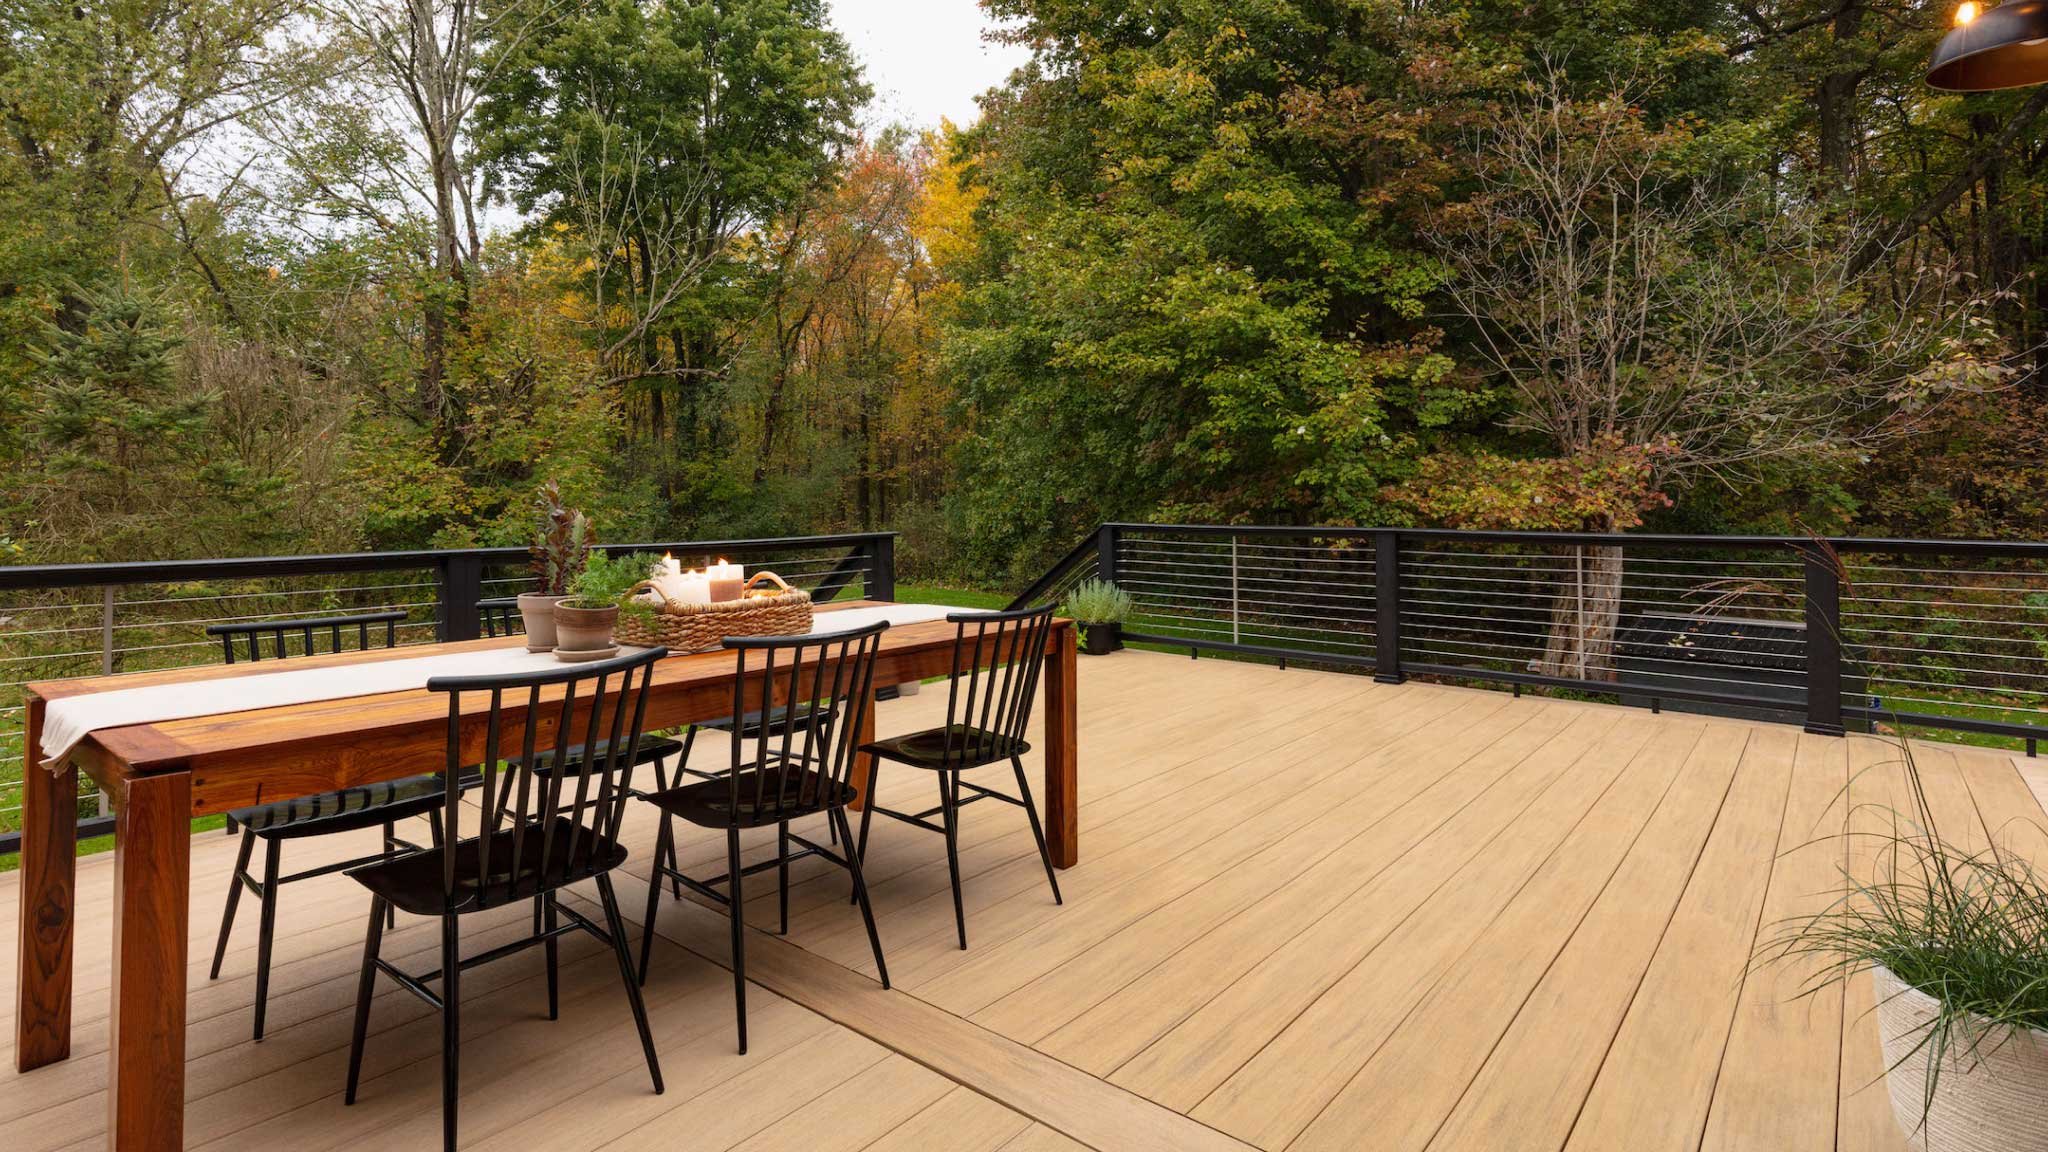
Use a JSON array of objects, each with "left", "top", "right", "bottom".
[
  {"left": 516, "top": 593, "right": 570, "bottom": 652},
  {"left": 1874, "top": 964, "right": 2048, "bottom": 1151},
  {"left": 552, "top": 601, "right": 618, "bottom": 653}
]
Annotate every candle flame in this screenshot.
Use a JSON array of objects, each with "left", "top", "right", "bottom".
[{"left": 1956, "top": 1, "right": 1980, "bottom": 25}]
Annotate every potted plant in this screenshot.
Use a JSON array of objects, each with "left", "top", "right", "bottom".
[
  {"left": 1060, "top": 578, "right": 1134, "bottom": 656},
  {"left": 521, "top": 481, "right": 596, "bottom": 651},
  {"left": 555, "top": 551, "right": 661, "bottom": 654},
  {"left": 1760, "top": 739, "right": 2048, "bottom": 1150}
]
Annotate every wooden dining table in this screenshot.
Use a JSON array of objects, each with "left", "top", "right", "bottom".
[{"left": 11, "top": 602, "right": 1079, "bottom": 1150}]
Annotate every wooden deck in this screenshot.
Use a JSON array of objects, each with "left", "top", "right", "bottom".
[{"left": 5, "top": 651, "right": 2046, "bottom": 1151}]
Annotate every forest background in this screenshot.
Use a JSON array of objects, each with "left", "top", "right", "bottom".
[{"left": 5, "top": 0, "right": 2044, "bottom": 593}]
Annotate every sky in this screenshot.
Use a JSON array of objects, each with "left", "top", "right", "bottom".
[{"left": 825, "top": 0, "right": 1032, "bottom": 130}]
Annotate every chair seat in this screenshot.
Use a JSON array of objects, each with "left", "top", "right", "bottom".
[
  {"left": 643, "top": 766, "right": 855, "bottom": 830},
  {"left": 697, "top": 704, "right": 829, "bottom": 739},
  {"left": 346, "top": 818, "right": 629, "bottom": 916},
  {"left": 229, "top": 774, "right": 452, "bottom": 839},
  {"left": 518, "top": 734, "right": 686, "bottom": 776},
  {"left": 862, "top": 725, "right": 1029, "bottom": 771}
]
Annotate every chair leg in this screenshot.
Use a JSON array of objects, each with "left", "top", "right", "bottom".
[
  {"left": 726, "top": 827, "right": 748, "bottom": 1055},
  {"left": 777, "top": 821, "right": 790, "bottom": 935},
  {"left": 836, "top": 807, "right": 890, "bottom": 989},
  {"left": 596, "top": 875, "right": 664, "bottom": 1094},
  {"left": 638, "top": 815, "right": 670, "bottom": 987},
  {"left": 543, "top": 893, "right": 559, "bottom": 1021},
  {"left": 210, "top": 828, "right": 256, "bottom": 980},
  {"left": 941, "top": 772, "right": 967, "bottom": 950},
  {"left": 441, "top": 914, "right": 461, "bottom": 1152},
  {"left": 381, "top": 820, "right": 398, "bottom": 929},
  {"left": 252, "top": 836, "right": 282, "bottom": 1040},
  {"left": 851, "top": 759, "right": 881, "bottom": 906},
  {"left": 1011, "top": 755, "right": 1064, "bottom": 905},
  {"left": 665, "top": 732, "right": 695, "bottom": 898},
  {"left": 344, "top": 895, "right": 387, "bottom": 1106}
]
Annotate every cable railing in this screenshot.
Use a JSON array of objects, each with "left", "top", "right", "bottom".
[
  {"left": 0, "top": 532, "right": 896, "bottom": 854},
  {"left": 1034, "top": 523, "right": 2048, "bottom": 755}
]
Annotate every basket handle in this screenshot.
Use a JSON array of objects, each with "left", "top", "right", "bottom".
[
  {"left": 627, "top": 579, "right": 682, "bottom": 612},
  {"left": 743, "top": 571, "right": 796, "bottom": 597}
]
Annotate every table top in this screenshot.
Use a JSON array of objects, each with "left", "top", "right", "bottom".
[{"left": 27, "top": 602, "right": 1069, "bottom": 810}]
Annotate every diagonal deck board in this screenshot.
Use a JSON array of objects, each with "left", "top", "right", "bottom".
[{"left": 4, "top": 650, "right": 2045, "bottom": 1151}]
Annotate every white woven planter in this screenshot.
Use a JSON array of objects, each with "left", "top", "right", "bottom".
[{"left": 1874, "top": 965, "right": 2048, "bottom": 1151}]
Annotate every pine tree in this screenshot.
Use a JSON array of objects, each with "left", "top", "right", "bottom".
[{"left": 27, "top": 279, "right": 209, "bottom": 533}]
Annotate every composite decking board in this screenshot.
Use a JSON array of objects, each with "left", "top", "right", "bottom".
[
  {"left": 774, "top": 672, "right": 1415, "bottom": 947},
  {"left": 995, "top": 1126, "right": 1093, "bottom": 1152},
  {"left": 1286, "top": 709, "right": 1720, "bottom": 1147},
  {"left": 469, "top": 1002, "right": 850, "bottom": 1152},
  {"left": 1560, "top": 722, "right": 1801, "bottom": 1151},
  {"left": 1104, "top": 709, "right": 1666, "bottom": 1111},
  {"left": 857, "top": 1086, "right": 1035, "bottom": 1152},
  {"left": 2019, "top": 753, "right": 2048, "bottom": 816},
  {"left": 1837, "top": 735, "right": 1910, "bottom": 1152},
  {"left": 1697, "top": 731, "right": 1850, "bottom": 1152},
  {"left": 606, "top": 877, "right": 1259, "bottom": 1152},
  {"left": 1193, "top": 715, "right": 1703, "bottom": 1149},
  {"left": 970, "top": 704, "right": 1618, "bottom": 1046},
  {"left": 810, "top": 686, "right": 1483, "bottom": 982},
  {"left": 5, "top": 654, "right": 2045, "bottom": 1152},
  {"left": 904, "top": 690, "right": 1541, "bottom": 1014},
  {"left": 1417, "top": 721, "right": 1753, "bottom": 1147},
  {"left": 1033, "top": 706, "right": 1628, "bottom": 1076}
]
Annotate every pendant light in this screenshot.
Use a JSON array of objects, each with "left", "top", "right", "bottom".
[{"left": 1928, "top": 1, "right": 2048, "bottom": 91}]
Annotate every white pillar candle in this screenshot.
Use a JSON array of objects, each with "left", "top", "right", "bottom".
[{"left": 670, "top": 572, "right": 710, "bottom": 604}]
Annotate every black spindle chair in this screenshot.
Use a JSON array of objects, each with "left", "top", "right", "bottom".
[
  {"left": 855, "top": 605, "right": 1062, "bottom": 950},
  {"left": 344, "top": 647, "right": 668, "bottom": 1152},
  {"left": 634, "top": 622, "right": 889, "bottom": 1054},
  {"left": 203, "top": 609, "right": 440, "bottom": 1041},
  {"left": 478, "top": 597, "right": 524, "bottom": 638}
]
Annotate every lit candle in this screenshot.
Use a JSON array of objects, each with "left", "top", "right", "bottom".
[
  {"left": 675, "top": 569, "right": 712, "bottom": 605},
  {"left": 707, "top": 558, "right": 744, "bottom": 602},
  {"left": 661, "top": 553, "right": 682, "bottom": 578}
]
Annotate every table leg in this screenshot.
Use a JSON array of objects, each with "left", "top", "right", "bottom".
[
  {"left": 108, "top": 770, "right": 191, "bottom": 1150},
  {"left": 848, "top": 683, "right": 878, "bottom": 812},
  {"left": 16, "top": 695, "right": 76, "bottom": 1072},
  {"left": 1043, "top": 624, "right": 1078, "bottom": 868}
]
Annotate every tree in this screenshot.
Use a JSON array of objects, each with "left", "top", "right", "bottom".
[
  {"left": 1427, "top": 71, "right": 2002, "bottom": 677},
  {"left": 475, "top": 0, "right": 868, "bottom": 480},
  {"left": 948, "top": 0, "right": 1491, "bottom": 575},
  {"left": 21, "top": 278, "right": 212, "bottom": 555}
]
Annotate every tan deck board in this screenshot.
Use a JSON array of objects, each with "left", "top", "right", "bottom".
[{"left": 5, "top": 651, "right": 2043, "bottom": 1151}]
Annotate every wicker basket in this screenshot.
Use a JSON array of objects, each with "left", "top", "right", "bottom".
[{"left": 613, "top": 571, "right": 813, "bottom": 653}]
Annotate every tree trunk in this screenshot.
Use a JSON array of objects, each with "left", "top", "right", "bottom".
[{"left": 1539, "top": 545, "right": 1625, "bottom": 682}]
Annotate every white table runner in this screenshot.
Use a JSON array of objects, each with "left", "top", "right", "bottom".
[{"left": 39, "top": 603, "right": 985, "bottom": 769}]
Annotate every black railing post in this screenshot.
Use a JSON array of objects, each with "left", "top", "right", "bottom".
[
  {"left": 1374, "top": 530, "right": 1404, "bottom": 684},
  {"left": 1096, "top": 524, "right": 1121, "bottom": 585},
  {"left": 1803, "top": 551, "right": 1845, "bottom": 736},
  {"left": 437, "top": 552, "right": 485, "bottom": 642},
  {"left": 869, "top": 534, "right": 897, "bottom": 602}
]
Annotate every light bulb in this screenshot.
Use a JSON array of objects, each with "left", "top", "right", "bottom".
[{"left": 1956, "top": 2, "right": 1981, "bottom": 26}]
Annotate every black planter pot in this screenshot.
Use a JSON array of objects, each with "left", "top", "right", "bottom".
[{"left": 1082, "top": 621, "right": 1123, "bottom": 656}]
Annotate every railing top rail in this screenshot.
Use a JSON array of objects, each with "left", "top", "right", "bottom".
[
  {"left": 0, "top": 532, "right": 898, "bottom": 592},
  {"left": 1104, "top": 523, "right": 2048, "bottom": 557}
]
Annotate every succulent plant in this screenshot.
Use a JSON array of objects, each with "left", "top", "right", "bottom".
[{"left": 530, "top": 480, "right": 597, "bottom": 596}]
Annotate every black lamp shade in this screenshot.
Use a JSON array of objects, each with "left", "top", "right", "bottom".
[{"left": 1928, "top": 0, "right": 2048, "bottom": 90}]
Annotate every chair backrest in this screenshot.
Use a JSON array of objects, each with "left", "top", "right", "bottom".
[
  {"left": 937, "top": 604, "right": 1057, "bottom": 770},
  {"left": 427, "top": 646, "right": 667, "bottom": 908},
  {"left": 722, "top": 621, "right": 888, "bottom": 826},
  {"left": 207, "top": 609, "right": 408, "bottom": 664},
  {"left": 478, "top": 597, "right": 525, "bottom": 638}
]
